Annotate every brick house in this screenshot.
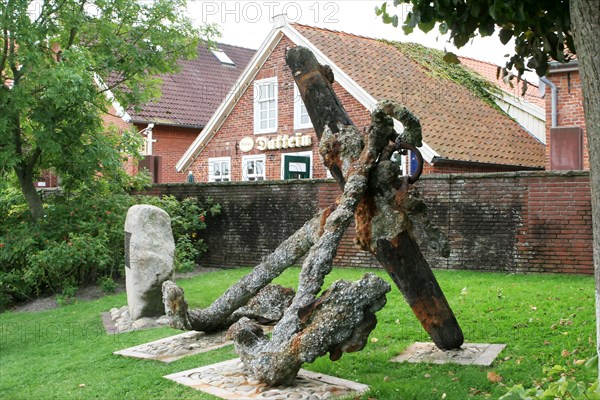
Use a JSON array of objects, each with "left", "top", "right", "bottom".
[
  {"left": 542, "top": 60, "right": 588, "bottom": 170},
  {"left": 119, "top": 42, "right": 256, "bottom": 183},
  {"left": 176, "top": 18, "right": 545, "bottom": 182}
]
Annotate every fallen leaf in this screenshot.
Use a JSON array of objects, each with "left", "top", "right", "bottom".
[
  {"left": 574, "top": 359, "right": 586, "bottom": 365},
  {"left": 487, "top": 371, "right": 503, "bottom": 383},
  {"left": 561, "top": 349, "right": 570, "bottom": 357},
  {"left": 424, "top": 373, "right": 432, "bottom": 379},
  {"left": 371, "top": 337, "right": 378, "bottom": 343},
  {"left": 79, "top": 384, "right": 86, "bottom": 388}
]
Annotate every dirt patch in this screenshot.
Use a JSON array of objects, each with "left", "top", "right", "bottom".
[{"left": 9, "top": 266, "right": 224, "bottom": 313}]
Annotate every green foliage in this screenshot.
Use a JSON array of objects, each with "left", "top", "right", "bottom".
[
  {"left": 501, "top": 364, "right": 599, "bottom": 399},
  {"left": 0, "top": 0, "right": 219, "bottom": 218},
  {"left": 376, "top": 0, "right": 575, "bottom": 78},
  {"left": 55, "top": 281, "right": 78, "bottom": 307},
  {"left": 99, "top": 276, "right": 118, "bottom": 294},
  {"left": 0, "top": 181, "right": 220, "bottom": 309},
  {"left": 141, "top": 195, "right": 221, "bottom": 273}
]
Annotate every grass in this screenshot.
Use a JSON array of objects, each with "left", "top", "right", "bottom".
[{"left": 0, "top": 267, "right": 596, "bottom": 399}]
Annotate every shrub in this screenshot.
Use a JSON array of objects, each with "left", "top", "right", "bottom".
[
  {"left": 0, "top": 182, "right": 219, "bottom": 310},
  {"left": 98, "top": 276, "right": 117, "bottom": 294}
]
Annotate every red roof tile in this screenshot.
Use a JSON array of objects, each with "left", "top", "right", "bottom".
[
  {"left": 129, "top": 43, "right": 255, "bottom": 127},
  {"left": 293, "top": 24, "right": 545, "bottom": 169}
]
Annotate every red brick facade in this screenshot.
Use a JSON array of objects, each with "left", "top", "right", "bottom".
[
  {"left": 188, "top": 36, "right": 373, "bottom": 182},
  {"left": 187, "top": 35, "right": 524, "bottom": 181},
  {"left": 133, "top": 124, "right": 199, "bottom": 183},
  {"left": 545, "top": 69, "right": 589, "bottom": 170}
]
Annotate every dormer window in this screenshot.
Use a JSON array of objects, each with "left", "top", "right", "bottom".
[{"left": 211, "top": 48, "right": 235, "bottom": 66}]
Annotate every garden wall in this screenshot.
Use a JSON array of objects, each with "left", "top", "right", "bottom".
[{"left": 138, "top": 170, "right": 592, "bottom": 274}]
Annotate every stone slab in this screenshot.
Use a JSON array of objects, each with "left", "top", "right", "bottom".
[
  {"left": 391, "top": 342, "right": 506, "bottom": 366},
  {"left": 164, "top": 358, "right": 369, "bottom": 399},
  {"left": 114, "top": 330, "right": 232, "bottom": 363}
]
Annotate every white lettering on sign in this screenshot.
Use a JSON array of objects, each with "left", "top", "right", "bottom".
[{"left": 254, "top": 132, "right": 312, "bottom": 151}]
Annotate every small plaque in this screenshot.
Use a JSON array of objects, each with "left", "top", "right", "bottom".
[{"left": 239, "top": 137, "right": 254, "bottom": 152}]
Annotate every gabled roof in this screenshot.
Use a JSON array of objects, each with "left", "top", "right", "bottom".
[
  {"left": 129, "top": 43, "right": 255, "bottom": 128},
  {"left": 176, "top": 20, "right": 544, "bottom": 172},
  {"left": 458, "top": 56, "right": 545, "bottom": 108}
]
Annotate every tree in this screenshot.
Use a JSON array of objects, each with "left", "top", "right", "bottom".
[
  {"left": 377, "top": 0, "right": 600, "bottom": 379},
  {"left": 0, "top": 0, "right": 218, "bottom": 219}
]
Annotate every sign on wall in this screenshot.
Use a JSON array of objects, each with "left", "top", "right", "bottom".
[{"left": 239, "top": 133, "right": 312, "bottom": 152}]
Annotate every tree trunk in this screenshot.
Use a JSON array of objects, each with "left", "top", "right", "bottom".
[
  {"left": 14, "top": 163, "right": 44, "bottom": 220},
  {"left": 569, "top": 0, "right": 600, "bottom": 381}
]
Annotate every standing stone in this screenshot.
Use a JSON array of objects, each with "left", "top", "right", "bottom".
[{"left": 125, "top": 205, "right": 175, "bottom": 320}]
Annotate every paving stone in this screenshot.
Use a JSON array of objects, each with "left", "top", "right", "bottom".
[
  {"left": 113, "top": 330, "right": 232, "bottom": 363},
  {"left": 164, "top": 358, "right": 369, "bottom": 399},
  {"left": 391, "top": 342, "right": 506, "bottom": 366}
]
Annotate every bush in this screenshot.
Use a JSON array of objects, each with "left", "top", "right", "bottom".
[{"left": 0, "top": 182, "right": 220, "bottom": 310}]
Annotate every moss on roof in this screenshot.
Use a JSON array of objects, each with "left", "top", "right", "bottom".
[{"left": 381, "top": 40, "right": 501, "bottom": 109}]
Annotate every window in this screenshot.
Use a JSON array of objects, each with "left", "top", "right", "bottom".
[
  {"left": 294, "top": 84, "right": 311, "bottom": 129},
  {"left": 254, "top": 77, "right": 277, "bottom": 134},
  {"left": 282, "top": 151, "right": 312, "bottom": 179},
  {"left": 242, "top": 155, "right": 266, "bottom": 181},
  {"left": 208, "top": 157, "right": 231, "bottom": 182},
  {"left": 211, "top": 48, "right": 235, "bottom": 66}
]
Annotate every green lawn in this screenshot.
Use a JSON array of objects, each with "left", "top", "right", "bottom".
[{"left": 0, "top": 268, "right": 596, "bottom": 399}]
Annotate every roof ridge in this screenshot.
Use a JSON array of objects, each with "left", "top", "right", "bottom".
[
  {"left": 215, "top": 41, "right": 258, "bottom": 52},
  {"left": 290, "top": 22, "right": 382, "bottom": 43}
]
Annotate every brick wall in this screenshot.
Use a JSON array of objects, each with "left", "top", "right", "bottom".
[
  {"left": 138, "top": 170, "right": 593, "bottom": 274},
  {"left": 136, "top": 124, "right": 201, "bottom": 183},
  {"left": 545, "top": 70, "right": 589, "bottom": 170},
  {"left": 138, "top": 180, "right": 320, "bottom": 267},
  {"left": 417, "top": 171, "right": 592, "bottom": 274}
]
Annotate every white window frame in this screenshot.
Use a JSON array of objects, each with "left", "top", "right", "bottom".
[
  {"left": 242, "top": 154, "right": 266, "bottom": 181},
  {"left": 208, "top": 157, "right": 231, "bottom": 182},
  {"left": 281, "top": 151, "right": 313, "bottom": 180},
  {"left": 293, "top": 84, "right": 312, "bottom": 129},
  {"left": 253, "top": 77, "right": 278, "bottom": 134}
]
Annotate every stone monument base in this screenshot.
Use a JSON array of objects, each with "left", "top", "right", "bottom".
[
  {"left": 391, "top": 342, "right": 506, "bottom": 366},
  {"left": 165, "top": 358, "right": 369, "bottom": 399}
]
